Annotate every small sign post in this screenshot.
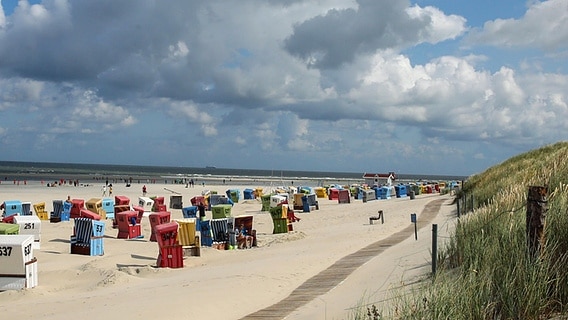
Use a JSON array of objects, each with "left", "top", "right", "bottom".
[{"left": 411, "top": 213, "right": 417, "bottom": 240}]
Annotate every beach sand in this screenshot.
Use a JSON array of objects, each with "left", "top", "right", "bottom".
[{"left": 0, "top": 180, "right": 456, "bottom": 320}]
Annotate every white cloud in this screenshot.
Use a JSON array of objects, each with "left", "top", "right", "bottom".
[
  {"left": 0, "top": 3, "right": 5, "bottom": 29},
  {"left": 347, "top": 48, "right": 568, "bottom": 149},
  {"left": 167, "top": 100, "right": 218, "bottom": 137},
  {"left": 466, "top": 0, "right": 568, "bottom": 51},
  {"left": 0, "top": 78, "right": 44, "bottom": 110},
  {"left": 406, "top": 5, "right": 467, "bottom": 43},
  {"left": 492, "top": 67, "right": 525, "bottom": 106},
  {"left": 168, "top": 41, "right": 189, "bottom": 58}
]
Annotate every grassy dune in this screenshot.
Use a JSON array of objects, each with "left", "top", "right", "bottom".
[{"left": 373, "top": 141, "right": 568, "bottom": 319}]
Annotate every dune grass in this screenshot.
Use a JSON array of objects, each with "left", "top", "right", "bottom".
[{"left": 359, "top": 141, "right": 568, "bottom": 319}]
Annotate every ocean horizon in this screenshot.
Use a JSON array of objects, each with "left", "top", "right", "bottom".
[{"left": 0, "top": 161, "right": 468, "bottom": 186}]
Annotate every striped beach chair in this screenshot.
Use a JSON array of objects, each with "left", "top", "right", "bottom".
[
  {"left": 50, "top": 200, "right": 63, "bottom": 222},
  {"left": 70, "top": 218, "right": 105, "bottom": 256},
  {"left": 210, "top": 218, "right": 229, "bottom": 243}
]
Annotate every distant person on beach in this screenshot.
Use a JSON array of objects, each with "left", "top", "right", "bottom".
[
  {"left": 102, "top": 185, "right": 107, "bottom": 196},
  {"left": 142, "top": 185, "right": 147, "bottom": 196},
  {"left": 109, "top": 185, "right": 113, "bottom": 196}
]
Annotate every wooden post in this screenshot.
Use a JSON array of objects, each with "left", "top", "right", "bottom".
[
  {"left": 462, "top": 193, "right": 466, "bottom": 214},
  {"left": 411, "top": 213, "right": 417, "bottom": 240},
  {"left": 526, "top": 186, "right": 547, "bottom": 258},
  {"left": 432, "top": 224, "right": 438, "bottom": 276}
]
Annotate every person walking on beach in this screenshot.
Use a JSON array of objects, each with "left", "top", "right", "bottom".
[
  {"left": 109, "top": 185, "right": 113, "bottom": 196},
  {"left": 102, "top": 185, "right": 107, "bottom": 196},
  {"left": 142, "top": 185, "right": 147, "bottom": 196}
]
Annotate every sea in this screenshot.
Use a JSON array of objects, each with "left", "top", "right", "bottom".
[{"left": 0, "top": 161, "right": 468, "bottom": 187}]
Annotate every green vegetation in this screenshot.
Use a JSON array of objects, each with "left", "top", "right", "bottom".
[{"left": 362, "top": 141, "right": 568, "bottom": 319}]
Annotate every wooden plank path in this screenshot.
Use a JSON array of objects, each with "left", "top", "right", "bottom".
[{"left": 241, "top": 198, "right": 447, "bottom": 319}]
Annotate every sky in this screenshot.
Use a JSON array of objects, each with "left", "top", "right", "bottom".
[{"left": 0, "top": 0, "right": 567, "bottom": 177}]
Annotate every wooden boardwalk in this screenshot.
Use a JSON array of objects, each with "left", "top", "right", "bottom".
[{"left": 241, "top": 198, "right": 447, "bottom": 319}]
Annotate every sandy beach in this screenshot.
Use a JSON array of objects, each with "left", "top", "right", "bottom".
[{"left": 0, "top": 180, "right": 456, "bottom": 320}]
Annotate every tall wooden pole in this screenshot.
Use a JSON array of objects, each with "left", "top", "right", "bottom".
[
  {"left": 432, "top": 224, "right": 438, "bottom": 275},
  {"left": 526, "top": 186, "right": 547, "bottom": 258}
]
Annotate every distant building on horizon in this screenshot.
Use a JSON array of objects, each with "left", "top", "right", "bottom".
[{"left": 362, "top": 172, "right": 396, "bottom": 186}]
